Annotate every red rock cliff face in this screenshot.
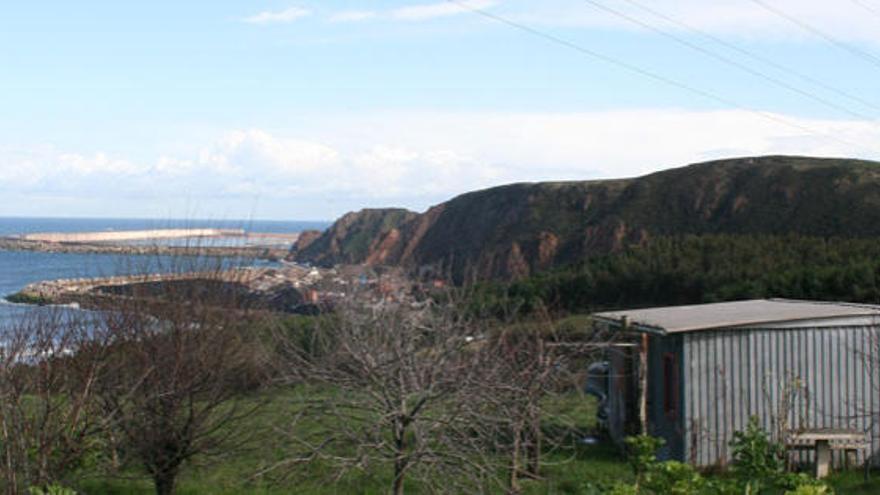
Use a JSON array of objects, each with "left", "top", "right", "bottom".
[
  {"left": 290, "top": 230, "right": 322, "bottom": 255},
  {"left": 294, "top": 156, "right": 880, "bottom": 280},
  {"left": 365, "top": 228, "right": 403, "bottom": 265},
  {"left": 537, "top": 232, "right": 559, "bottom": 270},
  {"left": 294, "top": 208, "right": 417, "bottom": 266}
]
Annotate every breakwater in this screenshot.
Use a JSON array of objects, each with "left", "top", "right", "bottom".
[
  {"left": 21, "top": 228, "right": 245, "bottom": 243},
  {"left": 0, "top": 237, "right": 289, "bottom": 260}
]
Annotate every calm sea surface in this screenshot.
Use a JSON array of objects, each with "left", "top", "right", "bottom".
[{"left": 0, "top": 217, "right": 329, "bottom": 328}]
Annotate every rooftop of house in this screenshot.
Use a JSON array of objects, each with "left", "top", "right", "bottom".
[{"left": 592, "top": 299, "right": 880, "bottom": 334}]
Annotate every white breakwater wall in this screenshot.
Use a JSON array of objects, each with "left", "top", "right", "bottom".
[{"left": 23, "top": 228, "right": 245, "bottom": 243}]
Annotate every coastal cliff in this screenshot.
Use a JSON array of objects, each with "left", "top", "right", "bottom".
[
  {"left": 294, "top": 208, "right": 418, "bottom": 266},
  {"left": 292, "top": 155, "right": 880, "bottom": 280}
]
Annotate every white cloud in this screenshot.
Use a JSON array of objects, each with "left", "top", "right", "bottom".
[
  {"left": 57, "top": 152, "right": 144, "bottom": 175},
  {"left": 243, "top": 7, "right": 311, "bottom": 25},
  {"left": 4, "top": 110, "right": 880, "bottom": 217},
  {"left": 199, "top": 130, "right": 339, "bottom": 177},
  {"left": 329, "top": 10, "right": 379, "bottom": 23},
  {"left": 506, "top": 0, "right": 880, "bottom": 45},
  {"left": 323, "top": 0, "right": 499, "bottom": 24},
  {"left": 155, "top": 156, "right": 196, "bottom": 176},
  {"left": 314, "top": 1, "right": 880, "bottom": 45},
  {"left": 314, "top": 1, "right": 880, "bottom": 46},
  {"left": 391, "top": 0, "right": 498, "bottom": 21}
]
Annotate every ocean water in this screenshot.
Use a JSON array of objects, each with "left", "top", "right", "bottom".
[{"left": 0, "top": 217, "right": 330, "bottom": 328}]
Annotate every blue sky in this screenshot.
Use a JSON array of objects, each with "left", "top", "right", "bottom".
[{"left": 3, "top": 0, "right": 880, "bottom": 220}]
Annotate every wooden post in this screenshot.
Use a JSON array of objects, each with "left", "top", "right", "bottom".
[
  {"left": 626, "top": 315, "right": 649, "bottom": 436},
  {"left": 815, "top": 440, "right": 831, "bottom": 478}
]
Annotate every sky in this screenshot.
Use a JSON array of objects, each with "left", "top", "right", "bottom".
[{"left": 3, "top": 0, "right": 880, "bottom": 220}]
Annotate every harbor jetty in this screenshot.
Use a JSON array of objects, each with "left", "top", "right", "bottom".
[
  {"left": 21, "top": 228, "right": 245, "bottom": 243},
  {"left": 0, "top": 228, "right": 299, "bottom": 260}
]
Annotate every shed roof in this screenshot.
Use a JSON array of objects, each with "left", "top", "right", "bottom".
[{"left": 593, "top": 299, "right": 880, "bottom": 334}]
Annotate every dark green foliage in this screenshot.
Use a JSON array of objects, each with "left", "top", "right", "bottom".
[
  {"left": 474, "top": 234, "right": 880, "bottom": 314},
  {"left": 5, "top": 292, "right": 52, "bottom": 305}
]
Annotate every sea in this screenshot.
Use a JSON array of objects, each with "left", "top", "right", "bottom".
[{"left": 0, "top": 217, "right": 330, "bottom": 329}]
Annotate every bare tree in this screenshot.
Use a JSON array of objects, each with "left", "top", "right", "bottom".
[
  {"left": 467, "top": 306, "right": 596, "bottom": 494},
  {"left": 0, "top": 307, "right": 111, "bottom": 494},
  {"left": 854, "top": 326, "right": 880, "bottom": 479},
  {"left": 91, "top": 258, "right": 270, "bottom": 495},
  {"left": 270, "top": 295, "right": 503, "bottom": 495},
  {"left": 478, "top": 325, "right": 558, "bottom": 491}
]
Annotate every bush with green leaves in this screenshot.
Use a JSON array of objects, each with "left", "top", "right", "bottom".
[
  {"left": 27, "top": 485, "right": 77, "bottom": 495},
  {"left": 621, "top": 435, "right": 707, "bottom": 494},
  {"left": 607, "top": 428, "right": 834, "bottom": 494},
  {"left": 729, "top": 418, "right": 835, "bottom": 494},
  {"left": 643, "top": 460, "right": 707, "bottom": 495},
  {"left": 730, "top": 416, "right": 786, "bottom": 487},
  {"left": 784, "top": 484, "right": 832, "bottom": 495},
  {"left": 624, "top": 435, "right": 664, "bottom": 485}
]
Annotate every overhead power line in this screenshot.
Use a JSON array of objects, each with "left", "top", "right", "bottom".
[
  {"left": 446, "top": 0, "right": 880, "bottom": 156},
  {"left": 619, "top": 0, "right": 880, "bottom": 114},
  {"left": 748, "top": 0, "right": 880, "bottom": 71},
  {"left": 849, "top": 0, "right": 880, "bottom": 20},
  {"left": 581, "top": 0, "right": 874, "bottom": 121}
]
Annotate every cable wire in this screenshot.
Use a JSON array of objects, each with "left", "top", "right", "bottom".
[
  {"left": 849, "top": 0, "right": 880, "bottom": 20},
  {"left": 620, "top": 0, "right": 880, "bottom": 114},
  {"left": 447, "top": 0, "right": 880, "bottom": 155},
  {"left": 582, "top": 0, "right": 874, "bottom": 121},
  {"left": 748, "top": 0, "right": 880, "bottom": 71}
]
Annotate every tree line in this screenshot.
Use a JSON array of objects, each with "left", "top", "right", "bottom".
[{"left": 473, "top": 234, "right": 880, "bottom": 315}]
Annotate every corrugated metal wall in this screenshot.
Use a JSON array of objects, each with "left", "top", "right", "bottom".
[{"left": 683, "top": 326, "right": 880, "bottom": 468}]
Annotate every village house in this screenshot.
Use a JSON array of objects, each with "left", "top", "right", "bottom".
[{"left": 590, "top": 299, "right": 880, "bottom": 474}]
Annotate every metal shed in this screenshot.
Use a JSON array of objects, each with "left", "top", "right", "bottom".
[{"left": 592, "top": 299, "right": 880, "bottom": 468}]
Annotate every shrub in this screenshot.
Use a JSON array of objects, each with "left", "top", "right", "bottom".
[
  {"left": 27, "top": 485, "right": 77, "bottom": 495},
  {"left": 730, "top": 416, "right": 785, "bottom": 490},
  {"left": 643, "top": 460, "right": 705, "bottom": 495},
  {"left": 615, "top": 428, "right": 833, "bottom": 494},
  {"left": 622, "top": 435, "right": 707, "bottom": 494},
  {"left": 624, "top": 435, "right": 664, "bottom": 483},
  {"left": 730, "top": 417, "right": 834, "bottom": 494},
  {"left": 785, "top": 484, "right": 832, "bottom": 495}
]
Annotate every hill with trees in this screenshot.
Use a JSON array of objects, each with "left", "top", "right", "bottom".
[{"left": 293, "top": 155, "right": 880, "bottom": 285}]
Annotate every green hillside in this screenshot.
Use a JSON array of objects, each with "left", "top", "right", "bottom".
[{"left": 294, "top": 156, "right": 880, "bottom": 282}]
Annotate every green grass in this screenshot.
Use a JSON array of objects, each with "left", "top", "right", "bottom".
[
  {"left": 825, "top": 470, "right": 880, "bottom": 494},
  {"left": 71, "top": 387, "right": 616, "bottom": 494},
  {"left": 68, "top": 386, "right": 880, "bottom": 494}
]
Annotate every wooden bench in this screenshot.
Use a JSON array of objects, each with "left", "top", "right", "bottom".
[{"left": 786, "top": 428, "right": 867, "bottom": 478}]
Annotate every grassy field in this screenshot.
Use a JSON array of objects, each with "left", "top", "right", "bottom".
[
  {"left": 72, "top": 387, "right": 631, "bottom": 494},
  {"left": 70, "top": 387, "right": 880, "bottom": 494}
]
